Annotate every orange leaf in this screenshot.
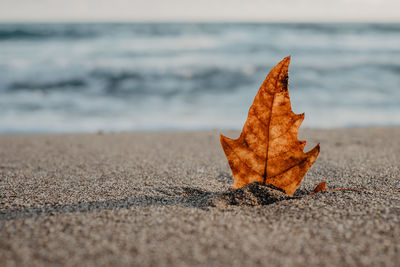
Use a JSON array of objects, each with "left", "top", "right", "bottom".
[
  {"left": 220, "top": 57, "right": 320, "bottom": 196},
  {"left": 311, "top": 182, "right": 327, "bottom": 194}
]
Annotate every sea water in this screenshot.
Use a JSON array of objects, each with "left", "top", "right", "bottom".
[{"left": 0, "top": 23, "right": 399, "bottom": 133}]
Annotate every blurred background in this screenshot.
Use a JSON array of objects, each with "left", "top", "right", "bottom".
[{"left": 0, "top": 0, "right": 399, "bottom": 134}]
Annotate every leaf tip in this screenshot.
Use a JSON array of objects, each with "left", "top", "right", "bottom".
[
  {"left": 296, "top": 112, "right": 305, "bottom": 122},
  {"left": 280, "top": 56, "right": 291, "bottom": 69},
  {"left": 220, "top": 134, "right": 228, "bottom": 148},
  {"left": 281, "top": 56, "right": 291, "bottom": 72},
  {"left": 316, "top": 143, "right": 321, "bottom": 152}
]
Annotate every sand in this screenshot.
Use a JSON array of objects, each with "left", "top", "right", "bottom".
[{"left": 0, "top": 127, "right": 400, "bottom": 266}]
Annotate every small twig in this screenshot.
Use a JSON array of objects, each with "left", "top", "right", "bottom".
[{"left": 310, "top": 181, "right": 365, "bottom": 195}]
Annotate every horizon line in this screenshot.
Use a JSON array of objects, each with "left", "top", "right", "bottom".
[{"left": 1, "top": 19, "right": 400, "bottom": 24}]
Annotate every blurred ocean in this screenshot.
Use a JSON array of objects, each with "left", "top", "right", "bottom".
[{"left": 0, "top": 23, "right": 399, "bottom": 134}]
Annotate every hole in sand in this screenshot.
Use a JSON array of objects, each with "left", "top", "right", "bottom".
[{"left": 207, "top": 182, "right": 293, "bottom": 209}]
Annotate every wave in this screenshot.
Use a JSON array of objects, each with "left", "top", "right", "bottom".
[
  {"left": 88, "top": 67, "right": 257, "bottom": 96},
  {"left": 0, "top": 24, "right": 99, "bottom": 40},
  {"left": 0, "top": 29, "right": 48, "bottom": 40},
  {"left": 6, "top": 67, "right": 254, "bottom": 96},
  {"left": 369, "top": 23, "right": 400, "bottom": 33},
  {"left": 9, "top": 78, "right": 86, "bottom": 91},
  {"left": 1, "top": 22, "right": 399, "bottom": 133},
  {"left": 0, "top": 23, "right": 219, "bottom": 41},
  {"left": 1, "top": 23, "right": 399, "bottom": 42},
  {"left": 6, "top": 60, "right": 399, "bottom": 96},
  {"left": 240, "top": 22, "right": 400, "bottom": 34}
]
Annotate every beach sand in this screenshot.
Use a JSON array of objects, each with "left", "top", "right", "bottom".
[{"left": 1, "top": 128, "right": 399, "bottom": 266}]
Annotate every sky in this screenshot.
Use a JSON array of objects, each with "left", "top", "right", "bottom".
[{"left": 0, "top": 0, "right": 399, "bottom": 22}]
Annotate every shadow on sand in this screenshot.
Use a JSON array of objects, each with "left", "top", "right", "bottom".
[{"left": 1, "top": 183, "right": 306, "bottom": 221}]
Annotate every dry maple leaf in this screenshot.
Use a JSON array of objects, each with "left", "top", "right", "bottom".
[{"left": 220, "top": 56, "right": 320, "bottom": 196}]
